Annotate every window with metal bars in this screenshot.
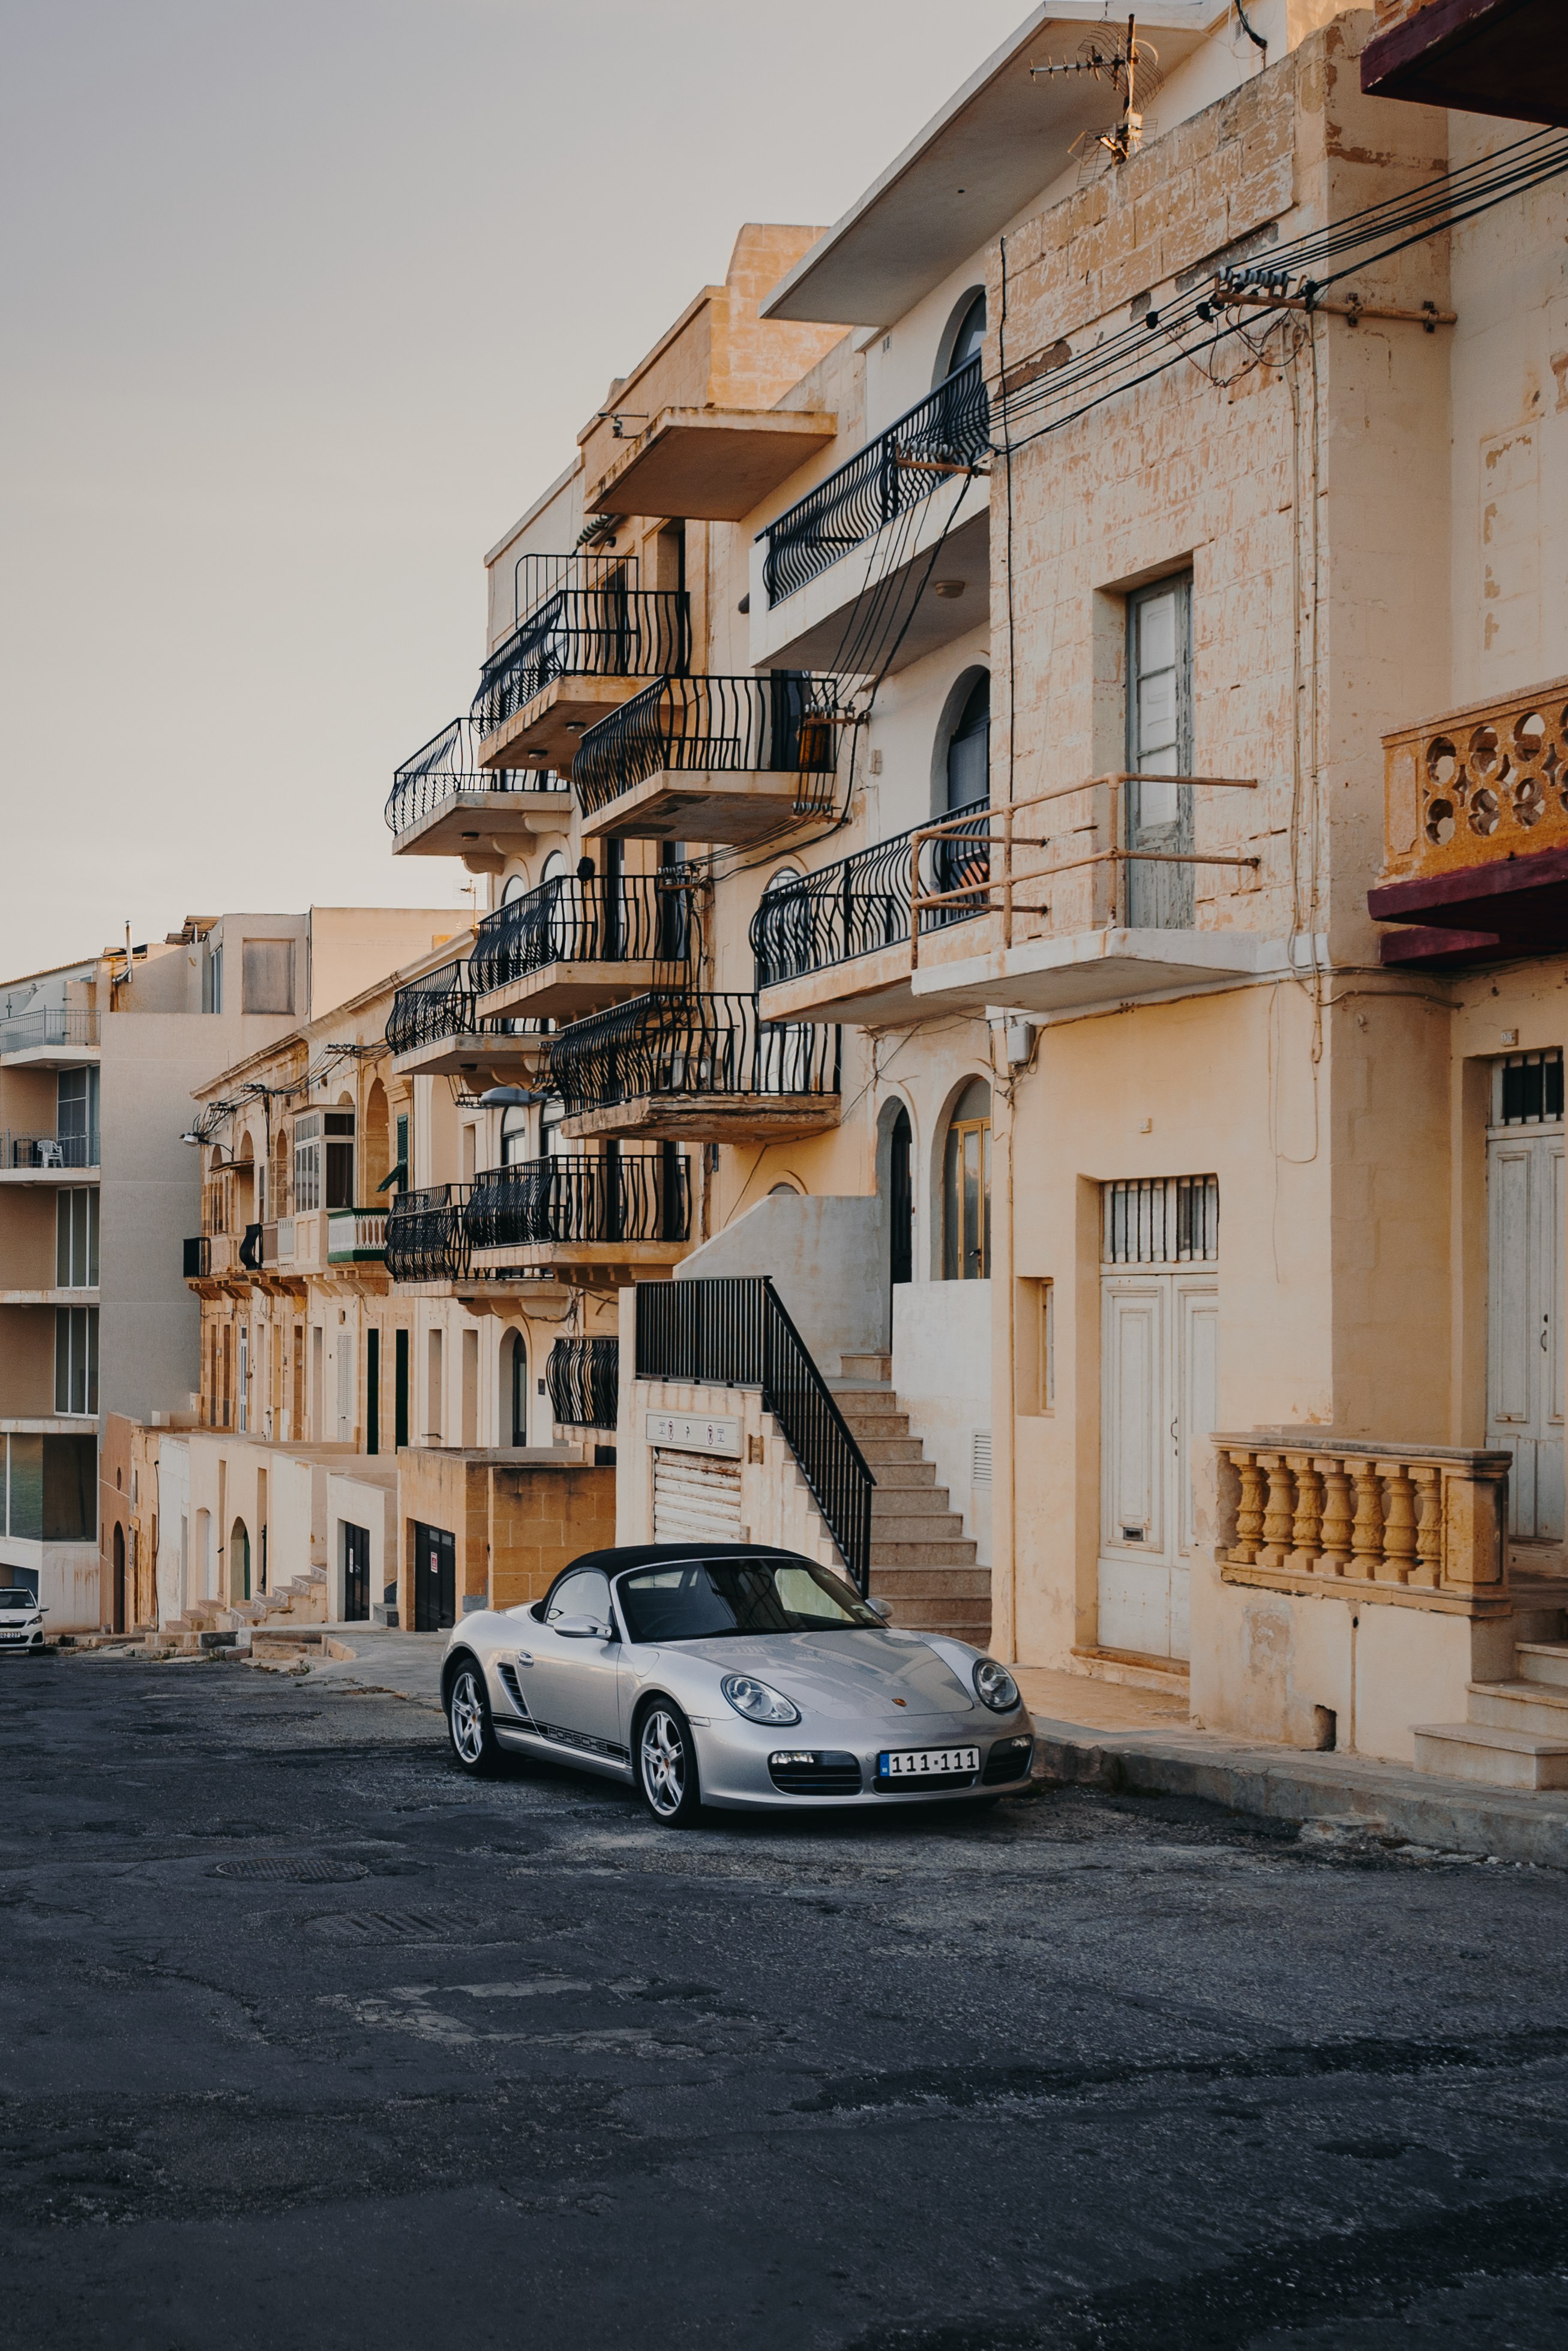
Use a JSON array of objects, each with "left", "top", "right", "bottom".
[
  {"left": 1494, "top": 1050, "right": 1563, "bottom": 1127},
  {"left": 1102, "top": 1176, "right": 1219, "bottom": 1266}
]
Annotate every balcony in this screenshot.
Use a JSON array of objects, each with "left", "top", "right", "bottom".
[
  {"left": 472, "top": 564, "right": 691, "bottom": 772},
  {"left": 385, "top": 715, "right": 572, "bottom": 863},
  {"left": 755, "top": 775, "right": 1275, "bottom": 1025},
  {"left": 573, "top": 674, "right": 846, "bottom": 845},
  {"left": 0, "top": 1131, "right": 100, "bottom": 1181},
  {"left": 469, "top": 872, "right": 695, "bottom": 1023},
  {"left": 464, "top": 1150, "right": 691, "bottom": 1281},
  {"left": 326, "top": 1209, "right": 388, "bottom": 1266},
  {"left": 587, "top": 405, "right": 838, "bottom": 523},
  {"left": 1368, "top": 679, "right": 1568, "bottom": 970},
  {"left": 549, "top": 991, "right": 841, "bottom": 1144},
  {"left": 751, "top": 797, "right": 990, "bottom": 1024},
  {"left": 750, "top": 360, "right": 990, "bottom": 676},
  {"left": 385, "top": 1186, "right": 469, "bottom": 1287},
  {"left": 0, "top": 1009, "right": 100, "bottom": 1070},
  {"left": 385, "top": 959, "right": 551, "bottom": 1082},
  {"left": 545, "top": 1335, "right": 619, "bottom": 1432}
]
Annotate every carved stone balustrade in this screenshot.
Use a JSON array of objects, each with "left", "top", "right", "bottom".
[{"left": 1215, "top": 1433, "right": 1512, "bottom": 1618}]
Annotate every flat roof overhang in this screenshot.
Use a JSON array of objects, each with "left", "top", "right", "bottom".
[
  {"left": 1370, "top": 841, "right": 1568, "bottom": 968},
  {"left": 588, "top": 408, "right": 838, "bottom": 521},
  {"left": 760, "top": 4, "right": 1210, "bottom": 328},
  {"left": 1360, "top": 0, "right": 1568, "bottom": 128},
  {"left": 392, "top": 789, "right": 574, "bottom": 859}
]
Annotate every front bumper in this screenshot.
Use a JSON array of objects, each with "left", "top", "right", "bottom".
[{"left": 691, "top": 1712, "right": 1036, "bottom": 1810}]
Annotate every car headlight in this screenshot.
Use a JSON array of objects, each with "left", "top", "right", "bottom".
[
  {"left": 972, "top": 1657, "right": 1020, "bottom": 1713},
  {"left": 721, "top": 1673, "right": 801, "bottom": 1726}
]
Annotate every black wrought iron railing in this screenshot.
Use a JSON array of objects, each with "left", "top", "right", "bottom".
[
  {"left": 635, "top": 1276, "right": 874, "bottom": 1592},
  {"left": 547, "top": 1335, "right": 620, "bottom": 1431},
  {"left": 468, "top": 872, "right": 695, "bottom": 997},
  {"left": 749, "top": 796, "right": 991, "bottom": 988},
  {"left": 760, "top": 358, "right": 990, "bottom": 608},
  {"left": 464, "top": 1149, "right": 691, "bottom": 1251},
  {"left": 238, "top": 1224, "right": 264, "bottom": 1272},
  {"left": 572, "top": 673, "right": 844, "bottom": 821},
  {"left": 387, "top": 960, "right": 480, "bottom": 1056},
  {"left": 547, "top": 992, "right": 841, "bottom": 1120},
  {"left": 0, "top": 1008, "right": 100, "bottom": 1055},
  {"left": 385, "top": 1184, "right": 471, "bottom": 1284},
  {"left": 385, "top": 715, "right": 561, "bottom": 837},
  {"left": 472, "top": 588, "right": 692, "bottom": 740}
]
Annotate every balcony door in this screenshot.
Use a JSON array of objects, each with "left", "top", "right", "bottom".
[
  {"left": 1488, "top": 1052, "right": 1565, "bottom": 1546},
  {"left": 1126, "top": 575, "right": 1193, "bottom": 931}
]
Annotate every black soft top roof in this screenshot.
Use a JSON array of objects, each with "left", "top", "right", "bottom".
[{"left": 566, "top": 1542, "right": 810, "bottom": 1578}]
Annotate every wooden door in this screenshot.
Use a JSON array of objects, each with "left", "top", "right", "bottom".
[
  {"left": 413, "top": 1522, "right": 456, "bottom": 1633},
  {"left": 1488, "top": 1126, "right": 1566, "bottom": 1543},
  {"left": 1099, "top": 1270, "right": 1216, "bottom": 1661}
]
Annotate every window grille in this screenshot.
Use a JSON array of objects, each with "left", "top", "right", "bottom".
[
  {"left": 1102, "top": 1176, "right": 1219, "bottom": 1266},
  {"left": 1494, "top": 1050, "right": 1563, "bottom": 1127}
]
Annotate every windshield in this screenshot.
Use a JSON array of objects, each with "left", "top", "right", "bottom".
[
  {"left": 0, "top": 1591, "right": 37, "bottom": 1611},
  {"left": 616, "top": 1557, "right": 882, "bottom": 1644}
]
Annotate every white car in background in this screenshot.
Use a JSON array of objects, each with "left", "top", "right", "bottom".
[{"left": 0, "top": 1588, "right": 47, "bottom": 1654}]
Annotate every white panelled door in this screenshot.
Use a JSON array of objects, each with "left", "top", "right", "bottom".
[
  {"left": 1488, "top": 1125, "right": 1565, "bottom": 1544},
  {"left": 1100, "top": 1272, "right": 1218, "bottom": 1661}
]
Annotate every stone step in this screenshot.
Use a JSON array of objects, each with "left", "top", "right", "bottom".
[
  {"left": 834, "top": 1395, "right": 908, "bottom": 1423},
  {"left": 865, "top": 1459, "right": 939, "bottom": 1490},
  {"left": 870, "top": 1485, "right": 955, "bottom": 1516},
  {"left": 869, "top": 1510, "right": 967, "bottom": 1542},
  {"left": 840, "top": 1351, "right": 891, "bottom": 1381},
  {"left": 1413, "top": 1720, "right": 1568, "bottom": 1790},
  {"left": 1516, "top": 1642, "right": 1568, "bottom": 1690},
  {"left": 880, "top": 1596, "right": 992, "bottom": 1638},
  {"left": 1467, "top": 1679, "right": 1568, "bottom": 1737},
  {"left": 870, "top": 1536, "right": 980, "bottom": 1569},
  {"left": 858, "top": 1437, "right": 925, "bottom": 1465},
  {"left": 869, "top": 1565, "right": 993, "bottom": 1599}
]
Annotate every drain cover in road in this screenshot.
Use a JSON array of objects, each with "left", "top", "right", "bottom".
[
  {"left": 309, "top": 1908, "right": 478, "bottom": 1942},
  {"left": 209, "top": 1857, "right": 371, "bottom": 1883}
]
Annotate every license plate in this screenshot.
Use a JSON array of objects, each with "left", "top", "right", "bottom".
[{"left": 878, "top": 1746, "right": 980, "bottom": 1779}]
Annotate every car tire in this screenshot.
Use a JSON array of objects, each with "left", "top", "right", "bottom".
[
  {"left": 446, "top": 1658, "right": 501, "bottom": 1777},
  {"left": 634, "top": 1699, "right": 703, "bottom": 1828}
]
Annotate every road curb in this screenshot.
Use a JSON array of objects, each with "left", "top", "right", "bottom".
[{"left": 1030, "top": 1719, "right": 1568, "bottom": 1867}]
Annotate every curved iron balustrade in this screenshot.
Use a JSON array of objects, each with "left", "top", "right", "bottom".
[
  {"left": 472, "top": 588, "right": 692, "bottom": 740},
  {"left": 547, "top": 991, "right": 841, "bottom": 1119},
  {"left": 384, "top": 715, "right": 561, "bottom": 838},
  {"left": 749, "top": 796, "right": 991, "bottom": 988},
  {"left": 635, "top": 1277, "right": 873, "bottom": 1593},
  {"left": 547, "top": 1335, "right": 620, "bottom": 1431},
  {"left": 572, "top": 673, "right": 845, "bottom": 821},
  {"left": 759, "top": 358, "right": 990, "bottom": 610},
  {"left": 387, "top": 960, "right": 555, "bottom": 1058},
  {"left": 469, "top": 872, "right": 695, "bottom": 998},
  {"left": 385, "top": 1184, "right": 471, "bottom": 1284},
  {"left": 465, "top": 1150, "right": 691, "bottom": 1251}
]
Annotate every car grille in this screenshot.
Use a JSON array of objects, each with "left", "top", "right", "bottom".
[
  {"left": 873, "top": 1767, "right": 978, "bottom": 1793},
  {"left": 982, "top": 1736, "right": 1034, "bottom": 1784},
  {"left": 768, "top": 1751, "right": 862, "bottom": 1796}
]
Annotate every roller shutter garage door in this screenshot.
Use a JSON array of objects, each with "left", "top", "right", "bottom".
[{"left": 653, "top": 1449, "right": 743, "bottom": 1543}]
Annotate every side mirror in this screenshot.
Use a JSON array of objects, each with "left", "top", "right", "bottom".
[
  {"left": 554, "top": 1613, "right": 613, "bottom": 1640},
  {"left": 866, "top": 1598, "right": 892, "bottom": 1621}
]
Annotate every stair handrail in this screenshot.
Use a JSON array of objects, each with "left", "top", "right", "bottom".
[{"left": 635, "top": 1276, "right": 874, "bottom": 1593}]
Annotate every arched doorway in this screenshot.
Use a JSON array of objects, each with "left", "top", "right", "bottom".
[
  {"left": 502, "top": 1329, "right": 528, "bottom": 1446},
  {"left": 942, "top": 1079, "right": 991, "bottom": 1281},
  {"left": 876, "top": 1099, "right": 915, "bottom": 1344},
  {"left": 230, "top": 1518, "right": 251, "bottom": 1605},
  {"left": 112, "top": 1521, "right": 125, "bottom": 1635}
]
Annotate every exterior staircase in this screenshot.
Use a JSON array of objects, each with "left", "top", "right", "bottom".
[
  {"left": 831, "top": 1351, "right": 991, "bottom": 1649},
  {"left": 1414, "top": 1628, "right": 1568, "bottom": 1789},
  {"left": 155, "top": 1565, "right": 330, "bottom": 1653}
]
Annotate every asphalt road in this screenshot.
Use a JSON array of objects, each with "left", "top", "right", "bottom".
[{"left": 4, "top": 1653, "right": 1568, "bottom": 2351}]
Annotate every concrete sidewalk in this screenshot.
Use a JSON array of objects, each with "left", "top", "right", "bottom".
[
  {"left": 295, "top": 1625, "right": 448, "bottom": 1710},
  {"left": 1014, "top": 1664, "right": 1568, "bottom": 1869}
]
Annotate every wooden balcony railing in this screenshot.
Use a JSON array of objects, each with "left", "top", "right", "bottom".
[
  {"left": 1380, "top": 679, "right": 1568, "bottom": 886},
  {"left": 1216, "top": 1434, "right": 1511, "bottom": 1606}
]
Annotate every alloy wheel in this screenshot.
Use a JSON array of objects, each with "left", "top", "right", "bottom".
[
  {"left": 640, "top": 1708, "right": 686, "bottom": 1818},
  {"left": 449, "top": 1669, "right": 486, "bottom": 1765}
]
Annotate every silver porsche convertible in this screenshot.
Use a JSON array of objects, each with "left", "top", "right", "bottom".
[{"left": 440, "top": 1543, "right": 1035, "bottom": 1825}]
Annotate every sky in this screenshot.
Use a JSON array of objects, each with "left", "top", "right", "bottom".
[{"left": 0, "top": 0, "right": 1032, "bottom": 974}]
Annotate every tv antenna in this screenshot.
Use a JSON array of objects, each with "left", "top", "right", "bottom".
[{"left": 1030, "top": 14, "right": 1165, "bottom": 174}]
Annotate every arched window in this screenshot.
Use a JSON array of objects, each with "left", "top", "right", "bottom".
[
  {"left": 500, "top": 1106, "right": 530, "bottom": 1167},
  {"left": 541, "top": 850, "right": 569, "bottom": 886},
  {"left": 945, "top": 671, "right": 990, "bottom": 812},
  {"left": 934, "top": 288, "right": 986, "bottom": 387},
  {"left": 541, "top": 1094, "right": 566, "bottom": 1155},
  {"left": 500, "top": 871, "right": 527, "bottom": 905},
  {"left": 503, "top": 1330, "right": 528, "bottom": 1446},
  {"left": 888, "top": 1105, "right": 913, "bottom": 1290},
  {"left": 942, "top": 1079, "right": 991, "bottom": 1281}
]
